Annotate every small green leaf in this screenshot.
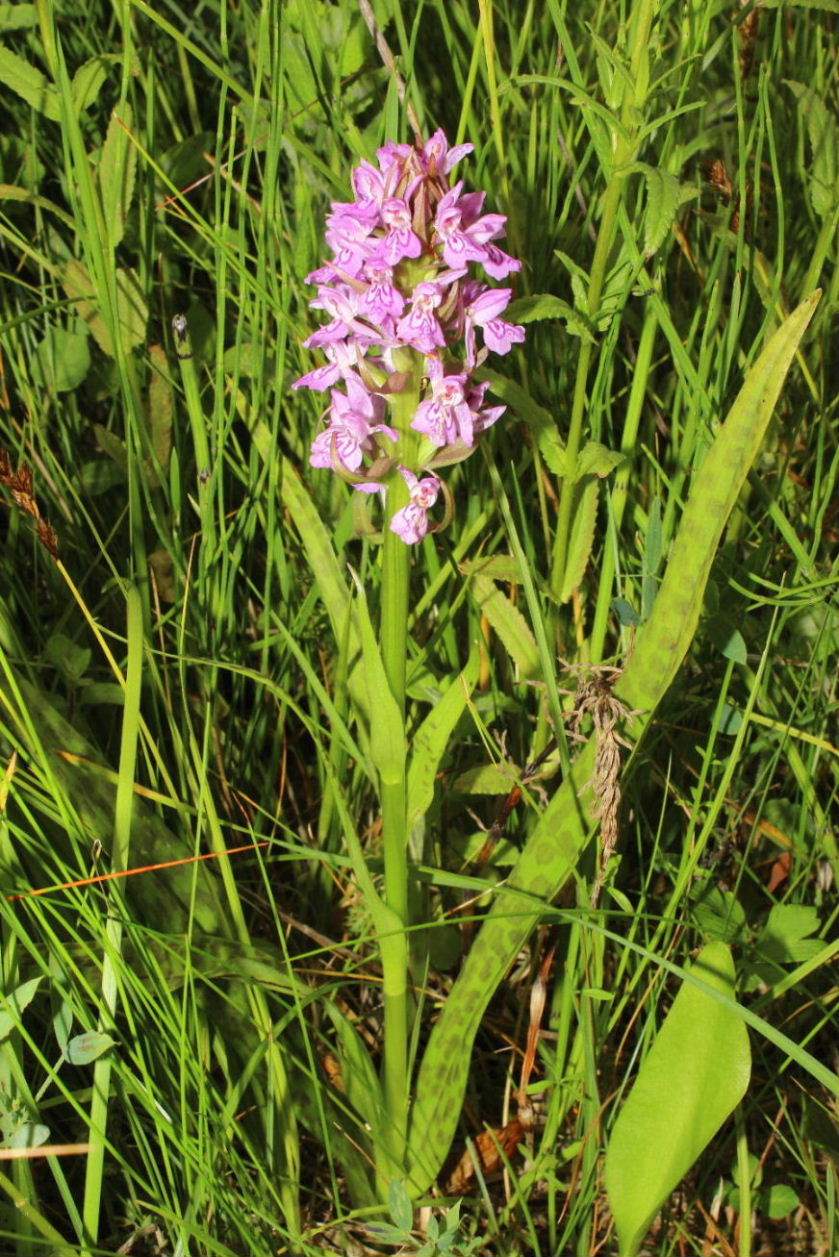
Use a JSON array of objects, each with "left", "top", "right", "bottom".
[
  {"left": 454, "top": 762, "right": 519, "bottom": 795},
  {"left": 692, "top": 886, "right": 746, "bottom": 943},
  {"left": 148, "top": 344, "right": 174, "bottom": 473},
  {"left": 0, "top": 5, "right": 39, "bottom": 32},
  {"left": 763, "top": 1183, "right": 800, "bottom": 1219},
  {"left": 44, "top": 633, "right": 91, "bottom": 685},
  {"left": 33, "top": 326, "right": 90, "bottom": 393},
  {"left": 388, "top": 1178, "right": 414, "bottom": 1232},
  {"left": 605, "top": 942, "right": 751, "bottom": 1257},
  {"left": 560, "top": 476, "right": 598, "bottom": 602},
  {"left": 71, "top": 56, "right": 109, "bottom": 114},
  {"left": 786, "top": 81, "right": 839, "bottom": 217},
  {"left": 471, "top": 575, "right": 540, "bottom": 679},
  {"left": 458, "top": 554, "right": 523, "bottom": 584},
  {"left": 7, "top": 1123, "right": 49, "bottom": 1150},
  {"left": 66, "top": 1031, "right": 117, "bottom": 1065},
  {"left": 505, "top": 294, "right": 595, "bottom": 340},
  {"left": 407, "top": 649, "right": 478, "bottom": 835},
  {"left": 0, "top": 977, "right": 42, "bottom": 1040},
  {"left": 99, "top": 104, "right": 137, "bottom": 249},
  {"left": 634, "top": 163, "right": 683, "bottom": 258},
  {"left": 574, "top": 441, "right": 625, "bottom": 481}
]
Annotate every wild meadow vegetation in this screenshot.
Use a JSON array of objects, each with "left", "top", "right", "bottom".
[{"left": 0, "top": 0, "right": 838, "bottom": 1254}]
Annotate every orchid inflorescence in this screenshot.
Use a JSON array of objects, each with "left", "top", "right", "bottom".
[{"left": 293, "top": 129, "right": 525, "bottom": 544}]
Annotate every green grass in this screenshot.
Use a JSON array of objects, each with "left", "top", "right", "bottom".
[{"left": 1, "top": 1, "right": 838, "bottom": 1253}]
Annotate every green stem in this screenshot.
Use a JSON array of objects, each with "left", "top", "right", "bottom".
[
  {"left": 377, "top": 359, "right": 422, "bottom": 1178},
  {"left": 550, "top": 0, "right": 659, "bottom": 599}
]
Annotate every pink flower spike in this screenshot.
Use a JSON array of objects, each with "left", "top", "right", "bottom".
[{"left": 390, "top": 468, "right": 441, "bottom": 545}]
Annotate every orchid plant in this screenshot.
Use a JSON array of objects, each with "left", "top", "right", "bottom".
[{"left": 293, "top": 130, "right": 524, "bottom": 1191}]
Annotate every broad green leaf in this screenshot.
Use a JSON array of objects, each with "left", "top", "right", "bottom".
[
  {"left": 99, "top": 104, "right": 137, "bottom": 248},
  {"left": 66, "top": 1031, "right": 117, "bottom": 1065},
  {"left": 605, "top": 942, "right": 751, "bottom": 1256},
  {"left": 0, "top": 46, "right": 60, "bottom": 120},
  {"left": 407, "top": 738, "right": 599, "bottom": 1194},
  {"left": 470, "top": 574, "right": 540, "bottom": 680},
  {"left": 560, "top": 476, "right": 598, "bottom": 602},
  {"left": 407, "top": 649, "right": 478, "bottom": 834},
  {"left": 0, "top": 977, "right": 42, "bottom": 1040}
]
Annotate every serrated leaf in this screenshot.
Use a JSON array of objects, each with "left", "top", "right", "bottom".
[
  {"left": 0, "top": 46, "right": 60, "bottom": 120},
  {"left": 560, "top": 476, "right": 598, "bottom": 602},
  {"left": 634, "top": 163, "right": 682, "bottom": 258},
  {"left": 536, "top": 425, "right": 568, "bottom": 476},
  {"left": 605, "top": 942, "right": 751, "bottom": 1256},
  {"left": 99, "top": 104, "right": 137, "bottom": 249},
  {"left": 0, "top": 977, "right": 42, "bottom": 1040},
  {"left": 459, "top": 554, "right": 523, "bottom": 584},
  {"left": 505, "top": 294, "right": 595, "bottom": 341},
  {"left": 66, "top": 1030, "right": 117, "bottom": 1064},
  {"left": 71, "top": 56, "right": 109, "bottom": 114},
  {"left": 471, "top": 575, "right": 540, "bottom": 680}
]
